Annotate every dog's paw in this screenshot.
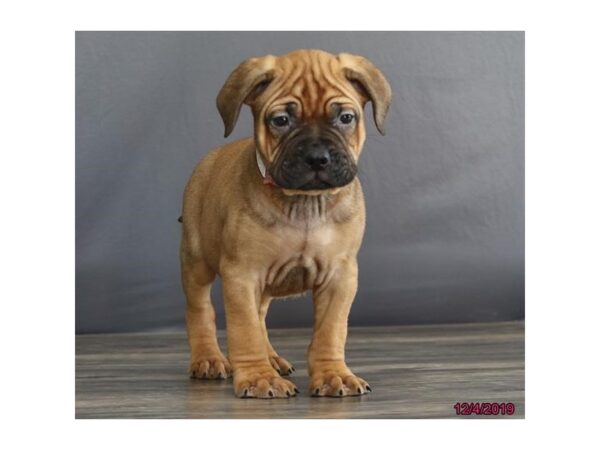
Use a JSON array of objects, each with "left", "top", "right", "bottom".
[
  {"left": 234, "top": 367, "right": 299, "bottom": 399},
  {"left": 189, "top": 356, "right": 232, "bottom": 380},
  {"left": 269, "top": 355, "right": 295, "bottom": 376},
  {"left": 310, "top": 371, "right": 371, "bottom": 397}
]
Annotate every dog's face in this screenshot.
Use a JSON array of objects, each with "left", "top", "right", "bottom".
[{"left": 217, "top": 50, "right": 392, "bottom": 191}]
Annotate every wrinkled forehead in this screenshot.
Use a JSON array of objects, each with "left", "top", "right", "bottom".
[{"left": 261, "top": 52, "right": 360, "bottom": 118}]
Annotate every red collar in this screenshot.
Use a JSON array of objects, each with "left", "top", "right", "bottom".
[{"left": 256, "top": 150, "right": 279, "bottom": 187}]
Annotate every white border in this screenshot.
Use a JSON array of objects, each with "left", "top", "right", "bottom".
[{"left": 2, "top": 0, "right": 600, "bottom": 448}]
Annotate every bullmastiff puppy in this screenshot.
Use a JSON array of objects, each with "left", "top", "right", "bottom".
[{"left": 180, "top": 49, "right": 391, "bottom": 398}]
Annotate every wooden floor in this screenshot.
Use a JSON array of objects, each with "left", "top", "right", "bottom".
[{"left": 76, "top": 321, "right": 524, "bottom": 419}]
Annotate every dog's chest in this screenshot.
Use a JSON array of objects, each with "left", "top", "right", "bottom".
[{"left": 263, "top": 224, "right": 337, "bottom": 297}]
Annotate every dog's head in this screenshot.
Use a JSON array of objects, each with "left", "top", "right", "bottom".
[{"left": 217, "top": 49, "right": 392, "bottom": 192}]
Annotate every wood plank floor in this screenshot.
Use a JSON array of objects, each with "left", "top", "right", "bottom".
[{"left": 76, "top": 321, "right": 524, "bottom": 419}]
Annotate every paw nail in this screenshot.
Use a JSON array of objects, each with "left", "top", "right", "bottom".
[
  {"left": 294, "top": 387, "right": 300, "bottom": 394},
  {"left": 243, "top": 389, "right": 248, "bottom": 397},
  {"left": 366, "top": 385, "right": 372, "bottom": 392},
  {"left": 314, "top": 388, "right": 320, "bottom": 395},
  {"left": 268, "top": 390, "right": 274, "bottom": 397},
  {"left": 286, "top": 391, "right": 291, "bottom": 397},
  {"left": 358, "top": 388, "right": 362, "bottom": 394},
  {"left": 338, "top": 389, "right": 343, "bottom": 396},
  {"left": 202, "top": 372, "right": 208, "bottom": 378}
]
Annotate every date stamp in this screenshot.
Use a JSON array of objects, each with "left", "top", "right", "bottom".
[{"left": 453, "top": 402, "right": 516, "bottom": 416}]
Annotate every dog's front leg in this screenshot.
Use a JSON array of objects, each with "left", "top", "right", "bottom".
[
  {"left": 222, "top": 269, "right": 299, "bottom": 398},
  {"left": 308, "top": 258, "right": 371, "bottom": 397}
]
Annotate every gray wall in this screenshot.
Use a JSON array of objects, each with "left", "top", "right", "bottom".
[{"left": 76, "top": 31, "right": 524, "bottom": 333}]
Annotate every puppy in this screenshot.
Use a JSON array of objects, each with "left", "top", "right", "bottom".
[{"left": 180, "top": 49, "right": 391, "bottom": 398}]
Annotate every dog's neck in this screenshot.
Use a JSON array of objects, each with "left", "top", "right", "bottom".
[
  {"left": 272, "top": 184, "right": 360, "bottom": 227},
  {"left": 250, "top": 146, "right": 358, "bottom": 227},
  {"left": 278, "top": 193, "right": 330, "bottom": 223},
  {"left": 256, "top": 149, "right": 327, "bottom": 221}
]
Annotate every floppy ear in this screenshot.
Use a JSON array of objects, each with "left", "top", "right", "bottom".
[
  {"left": 216, "top": 55, "right": 277, "bottom": 137},
  {"left": 338, "top": 53, "right": 392, "bottom": 135}
]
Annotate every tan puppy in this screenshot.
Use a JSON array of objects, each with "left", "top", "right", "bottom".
[{"left": 180, "top": 49, "right": 391, "bottom": 398}]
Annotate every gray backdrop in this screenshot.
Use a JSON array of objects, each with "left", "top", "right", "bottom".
[{"left": 76, "top": 31, "right": 524, "bottom": 334}]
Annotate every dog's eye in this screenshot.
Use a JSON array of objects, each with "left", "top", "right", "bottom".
[
  {"left": 339, "top": 113, "right": 355, "bottom": 125},
  {"left": 271, "top": 114, "right": 290, "bottom": 128}
]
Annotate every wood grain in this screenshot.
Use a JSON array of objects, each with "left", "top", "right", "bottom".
[{"left": 76, "top": 321, "right": 524, "bottom": 419}]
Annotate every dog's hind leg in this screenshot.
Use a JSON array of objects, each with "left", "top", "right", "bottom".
[
  {"left": 259, "top": 296, "right": 295, "bottom": 376},
  {"left": 182, "top": 255, "right": 232, "bottom": 379}
]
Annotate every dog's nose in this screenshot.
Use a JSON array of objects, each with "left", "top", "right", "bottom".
[{"left": 302, "top": 140, "right": 331, "bottom": 170}]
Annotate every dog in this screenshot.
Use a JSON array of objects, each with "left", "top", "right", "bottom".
[{"left": 180, "top": 49, "right": 391, "bottom": 398}]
